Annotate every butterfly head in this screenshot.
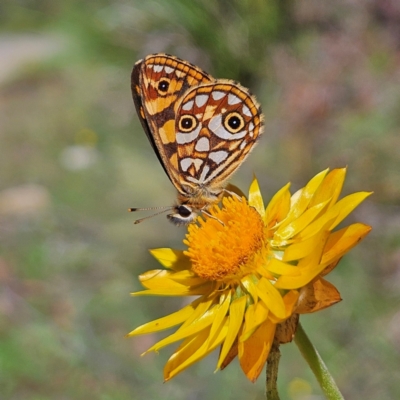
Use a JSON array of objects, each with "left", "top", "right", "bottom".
[{"left": 167, "top": 204, "right": 198, "bottom": 225}]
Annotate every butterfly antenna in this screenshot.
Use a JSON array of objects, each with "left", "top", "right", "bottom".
[{"left": 128, "top": 206, "right": 173, "bottom": 224}]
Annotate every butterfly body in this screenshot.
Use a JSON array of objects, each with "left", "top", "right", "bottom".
[{"left": 131, "top": 54, "right": 264, "bottom": 224}]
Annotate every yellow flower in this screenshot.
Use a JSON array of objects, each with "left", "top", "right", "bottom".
[{"left": 127, "top": 168, "right": 371, "bottom": 382}]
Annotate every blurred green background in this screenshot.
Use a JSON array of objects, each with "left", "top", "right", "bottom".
[{"left": 1, "top": 1, "right": 399, "bottom": 399}]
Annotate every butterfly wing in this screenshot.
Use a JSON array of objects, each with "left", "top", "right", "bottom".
[
  {"left": 131, "top": 54, "right": 213, "bottom": 183},
  {"left": 173, "top": 80, "right": 264, "bottom": 191}
]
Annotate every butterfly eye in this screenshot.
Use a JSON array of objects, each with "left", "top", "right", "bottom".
[
  {"left": 177, "top": 205, "right": 192, "bottom": 218},
  {"left": 178, "top": 115, "right": 198, "bottom": 132},
  {"left": 223, "top": 112, "right": 245, "bottom": 133},
  {"left": 157, "top": 78, "right": 170, "bottom": 94}
]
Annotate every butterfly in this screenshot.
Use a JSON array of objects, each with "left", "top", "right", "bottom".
[{"left": 130, "top": 53, "right": 264, "bottom": 224}]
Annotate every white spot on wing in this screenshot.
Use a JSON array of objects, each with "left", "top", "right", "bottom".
[
  {"left": 201, "top": 163, "right": 227, "bottom": 184},
  {"left": 181, "top": 158, "right": 203, "bottom": 172},
  {"left": 242, "top": 104, "right": 252, "bottom": 117},
  {"left": 176, "top": 124, "right": 201, "bottom": 144},
  {"left": 208, "top": 115, "right": 247, "bottom": 140},
  {"left": 199, "top": 165, "right": 210, "bottom": 183},
  {"left": 228, "top": 94, "right": 241, "bottom": 105},
  {"left": 164, "top": 66, "right": 174, "bottom": 74},
  {"left": 240, "top": 141, "right": 247, "bottom": 150},
  {"left": 249, "top": 122, "right": 254, "bottom": 137},
  {"left": 182, "top": 100, "right": 194, "bottom": 111},
  {"left": 195, "top": 94, "right": 209, "bottom": 108},
  {"left": 186, "top": 176, "right": 199, "bottom": 184},
  {"left": 212, "top": 91, "right": 226, "bottom": 101},
  {"left": 209, "top": 150, "right": 228, "bottom": 164},
  {"left": 153, "top": 65, "right": 163, "bottom": 73},
  {"left": 195, "top": 137, "right": 210, "bottom": 152},
  {"left": 193, "top": 159, "right": 203, "bottom": 172},
  {"left": 180, "top": 159, "right": 192, "bottom": 172}
]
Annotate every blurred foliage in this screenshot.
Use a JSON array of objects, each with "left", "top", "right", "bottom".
[{"left": 1, "top": 0, "right": 400, "bottom": 399}]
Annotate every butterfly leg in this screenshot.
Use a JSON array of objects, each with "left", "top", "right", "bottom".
[{"left": 201, "top": 209, "right": 225, "bottom": 226}]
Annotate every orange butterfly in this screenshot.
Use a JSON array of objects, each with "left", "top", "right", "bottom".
[{"left": 131, "top": 54, "right": 264, "bottom": 224}]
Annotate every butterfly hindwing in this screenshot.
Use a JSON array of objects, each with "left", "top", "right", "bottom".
[{"left": 174, "top": 81, "right": 263, "bottom": 189}]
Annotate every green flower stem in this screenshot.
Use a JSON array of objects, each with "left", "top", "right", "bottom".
[{"left": 294, "top": 323, "right": 344, "bottom": 400}]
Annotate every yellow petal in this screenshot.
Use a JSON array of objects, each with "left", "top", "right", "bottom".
[
  {"left": 266, "top": 258, "right": 301, "bottom": 276},
  {"left": 241, "top": 301, "right": 269, "bottom": 341},
  {"left": 283, "top": 290, "right": 300, "bottom": 316},
  {"left": 150, "top": 248, "right": 191, "bottom": 270},
  {"left": 208, "top": 291, "right": 231, "bottom": 345},
  {"left": 298, "top": 191, "right": 372, "bottom": 240},
  {"left": 164, "top": 319, "right": 229, "bottom": 380},
  {"left": 280, "top": 169, "right": 329, "bottom": 228},
  {"left": 321, "top": 223, "right": 372, "bottom": 265},
  {"left": 164, "top": 327, "right": 210, "bottom": 381},
  {"left": 275, "top": 261, "right": 329, "bottom": 290},
  {"left": 264, "top": 183, "right": 291, "bottom": 228},
  {"left": 283, "top": 226, "right": 331, "bottom": 262},
  {"left": 309, "top": 168, "right": 346, "bottom": 209},
  {"left": 268, "top": 290, "right": 300, "bottom": 323},
  {"left": 248, "top": 176, "right": 265, "bottom": 218},
  {"left": 275, "top": 199, "right": 330, "bottom": 240},
  {"left": 219, "top": 338, "right": 238, "bottom": 370},
  {"left": 239, "top": 319, "right": 276, "bottom": 382},
  {"left": 328, "top": 191, "right": 372, "bottom": 230},
  {"left": 296, "top": 220, "right": 332, "bottom": 267},
  {"left": 138, "top": 269, "right": 169, "bottom": 282},
  {"left": 132, "top": 282, "right": 212, "bottom": 296},
  {"left": 217, "top": 296, "right": 246, "bottom": 369},
  {"left": 274, "top": 228, "right": 331, "bottom": 289},
  {"left": 241, "top": 275, "right": 259, "bottom": 303},
  {"left": 179, "top": 295, "right": 216, "bottom": 329},
  {"left": 138, "top": 269, "right": 205, "bottom": 289},
  {"left": 145, "top": 306, "right": 221, "bottom": 353},
  {"left": 126, "top": 300, "right": 200, "bottom": 337},
  {"left": 256, "top": 277, "right": 286, "bottom": 319}
]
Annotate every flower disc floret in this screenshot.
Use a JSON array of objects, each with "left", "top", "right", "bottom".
[{"left": 184, "top": 196, "right": 264, "bottom": 282}]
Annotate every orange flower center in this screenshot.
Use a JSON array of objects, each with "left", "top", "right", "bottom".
[{"left": 184, "top": 196, "right": 265, "bottom": 282}]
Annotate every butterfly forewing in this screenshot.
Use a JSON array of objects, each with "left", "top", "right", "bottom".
[{"left": 132, "top": 54, "right": 213, "bottom": 183}]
